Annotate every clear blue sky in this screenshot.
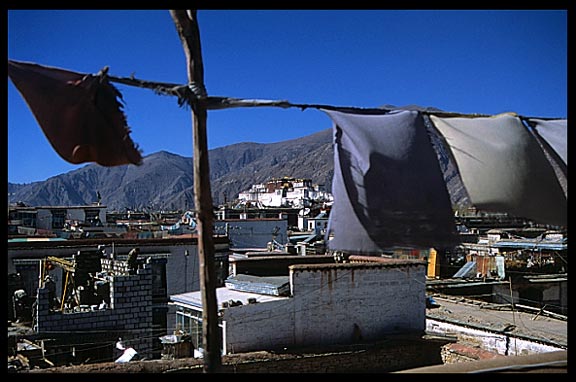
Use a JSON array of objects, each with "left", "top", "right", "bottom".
[{"left": 7, "top": 9, "right": 567, "bottom": 184}]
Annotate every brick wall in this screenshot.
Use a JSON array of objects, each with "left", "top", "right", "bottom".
[{"left": 35, "top": 263, "right": 154, "bottom": 358}]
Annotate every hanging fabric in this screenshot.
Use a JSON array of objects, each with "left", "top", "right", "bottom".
[
  {"left": 322, "top": 109, "right": 459, "bottom": 254},
  {"left": 422, "top": 114, "right": 473, "bottom": 209},
  {"left": 525, "top": 118, "right": 567, "bottom": 198},
  {"left": 8, "top": 60, "right": 142, "bottom": 167},
  {"left": 429, "top": 113, "right": 566, "bottom": 227},
  {"left": 527, "top": 118, "right": 567, "bottom": 166}
]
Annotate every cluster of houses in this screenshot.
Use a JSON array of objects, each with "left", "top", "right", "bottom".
[{"left": 7, "top": 177, "right": 567, "bottom": 371}]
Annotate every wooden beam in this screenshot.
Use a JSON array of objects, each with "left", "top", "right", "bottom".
[
  {"left": 47, "top": 256, "right": 75, "bottom": 273},
  {"left": 169, "top": 9, "right": 221, "bottom": 373}
]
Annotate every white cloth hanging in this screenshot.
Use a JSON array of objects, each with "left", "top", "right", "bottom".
[{"left": 429, "top": 113, "right": 566, "bottom": 227}]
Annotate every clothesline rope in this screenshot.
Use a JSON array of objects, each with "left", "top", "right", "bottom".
[{"left": 106, "top": 73, "right": 565, "bottom": 121}]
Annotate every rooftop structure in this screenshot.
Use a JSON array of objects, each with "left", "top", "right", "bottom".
[
  {"left": 171, "top": 255, "right": 427, "bottom": 355},
  {"left": 237, "top": 177, "right": 333, "bottom": 209}
]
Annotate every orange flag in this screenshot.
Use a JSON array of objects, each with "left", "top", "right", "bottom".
[{"left": 8, "top": 60, "right": 142, "bottom": 166}]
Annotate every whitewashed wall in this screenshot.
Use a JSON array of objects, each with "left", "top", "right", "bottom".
[
  {"left": 222, "top": 262, "right": 426, "bottom": 353},
  {"left": 427, "top": 318, "right": 564, "bottom": 355}
]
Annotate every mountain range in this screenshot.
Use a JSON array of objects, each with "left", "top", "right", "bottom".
[
  {"left": 8, "top": 104, "right": 468, "bottom": 212},
  {"left": 8, "top": 128, "right": 335, "bottom": 211}
]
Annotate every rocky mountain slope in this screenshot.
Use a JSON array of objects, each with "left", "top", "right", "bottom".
[{"left": 8, "top": 128, "right": 335, "bottom": 211}]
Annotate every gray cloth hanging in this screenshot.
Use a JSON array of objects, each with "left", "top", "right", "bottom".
[{"left": 323, "top": 109, "right": 459, "bottom": 254}]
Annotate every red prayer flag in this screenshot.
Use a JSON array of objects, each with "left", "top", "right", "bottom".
[{"left": 8, "top": 60, "right": 143, "bottom": 166}]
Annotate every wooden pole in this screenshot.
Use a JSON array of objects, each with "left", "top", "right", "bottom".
[{"left": 169, "top": 10, "right": 221, "bottom": 373}]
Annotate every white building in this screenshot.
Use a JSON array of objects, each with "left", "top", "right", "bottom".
[
  {"left": 298, "top": 210, "right": 329, "bottom": 234},
  {"left": 238, "top": 177, "right": 333, "bottom": 208},
  {"left": 170, "top": 257, "right": 426, "bottom": 354}
]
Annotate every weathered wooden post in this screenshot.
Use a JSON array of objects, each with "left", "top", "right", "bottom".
[{"left": 169, "top": 10, "right": 221, "bottom": 373}]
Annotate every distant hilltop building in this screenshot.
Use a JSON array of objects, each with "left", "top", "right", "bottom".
[{"left": 237, "top": 177, "right": 333, "bottom": 208}]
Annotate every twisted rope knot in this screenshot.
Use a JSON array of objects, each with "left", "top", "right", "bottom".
[
  {"left": 188, "top": 82, "right": 207, "bottom": 98},
  {"left": 169, "top": 82, "right": 207, "bottom": 108}
]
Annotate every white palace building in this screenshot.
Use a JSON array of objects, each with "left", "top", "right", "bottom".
[{"left": 237, "top": 177, "right": 333, "bottom": 209}]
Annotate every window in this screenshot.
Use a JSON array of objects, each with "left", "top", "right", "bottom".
[
  {"left": 176, "top": 307, "right": 224, "bottom": 353},
  {"left": 18, "top": 211, "right": 37, "bottom": 227},
  {"left": 151, "top": 262, "right": 167, "bottom": 300},
  {"left": 176, "top": 309, "right": 202, "bottom": 349},
  {"left": 85, "top": 209, "right": 103, "bottom": 226},
  {"left": 51, "top": 210, "right": 66, "bottom": 229}
]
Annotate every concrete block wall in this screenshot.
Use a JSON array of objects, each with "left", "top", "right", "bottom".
[
  {"left": 222, "top": 261, "right": 426, "bottom": 353},
  {"left": 35, "top": 263, "right": 154, "bottom": 358},
  {"left": 290, "top": 263, "right": 426, "bottom": 347},
  {"left": 101, "top": 258, "right": 131, "bottom": 274},
  {"left": 8, "top": 238, "right": 230, "bottom": 344}
]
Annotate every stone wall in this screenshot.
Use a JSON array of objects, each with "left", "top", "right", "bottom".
[
  {"left": 27, "top": 335, "right": 451, "bottom": 373},
  {"left": 217, "top": 336, "right": 445, "bottom": 373}
]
